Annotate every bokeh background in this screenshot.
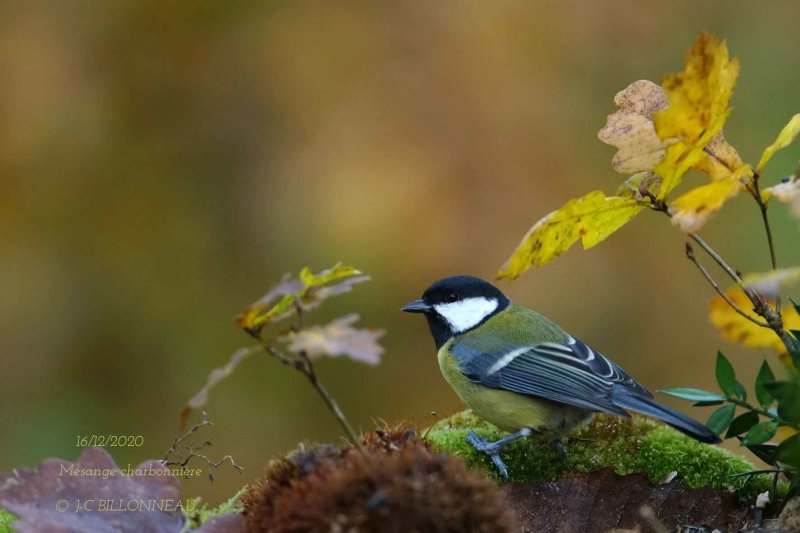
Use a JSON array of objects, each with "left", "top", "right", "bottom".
[{"left": 3, "top": 1, "right": 800, "bottom": 504}]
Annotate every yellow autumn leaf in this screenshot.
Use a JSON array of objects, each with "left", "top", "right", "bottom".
[
  {"left": 299, "top": 264, "right": 361, "bottom": 288},
  {"left": 757, "top": 114, "right": 800, "bottom": 172},
  {"left": 498, "top": 191, "right": 645, "bottom": 279},
  {"left": 236, "top": 264, "right": 367, "bottom": 333},
  {"left": 693, "top": 131, "right": 745, "bottom": 181},
  {"left": 709, "top": 287, "right": 800, "bottom": 353},
  {"left": 653, "top": 32, "right": 740, "bottom": 200},
  {"left": 669, "top": 164, "right": 752, "bottom": 233},
  {"left": 742, "top": 267, "right": 800, "bottom": 298}
]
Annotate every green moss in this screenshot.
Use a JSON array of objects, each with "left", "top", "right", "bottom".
[
  {"left": 426, "top": 409, "right": 784, "bottom": 499},
  {"left": 180, "top": 487, "right": 245, "bottom": 532},
  {"left": 0, "top": 508, "right": 17, "bottom": 533}
]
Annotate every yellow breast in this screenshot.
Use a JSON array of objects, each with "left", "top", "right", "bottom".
[{"left": 438, "top": 345, "right": 593, "bottom": 434}]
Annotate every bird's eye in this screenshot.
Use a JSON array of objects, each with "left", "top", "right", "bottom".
[{"left": 445, "top": 293, "right": 458, "bottom": 303}]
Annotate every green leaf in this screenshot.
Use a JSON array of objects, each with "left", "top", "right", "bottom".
[
  {"left": 740, "top": 421, "right": 778, "bottom": 445},
  {"left": 755, "top": 360, "right": 776, "bottom": 407},
  {"left": 765, "top": 381, "right": 800, "bottom": 423},
  {"left": 776, "top": 433, "right": 800, "bottom": 468},
  {"left": 725, "top": 411, "right": 759, "bottom": 438},
  {"left": 659, "top": 388, "right": 727, "bottom": 403},
  {"left": 786, "top": 472, "right": 800, "bottom": 503},
  {"left": 715, "top": 351, "right": 739, "bottom": 398},
  {"left": 732, "top": 381, "right": 748, "bottom": 402},
  {"left": 693, "top": 399, "right": 725, "bottom": 407},
  {"left": 706, "top": 404, "right": 736, "bottom": 436},
  {"left": 790, "top": 298, "right": 800, "bottom": 316},
  {"left": 742, "top": 441, "right": 779, "bottom": 465}
]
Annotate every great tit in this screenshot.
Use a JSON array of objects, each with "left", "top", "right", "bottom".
[{"left": 402, "top": 275, "right": 719, "bottom": 479}]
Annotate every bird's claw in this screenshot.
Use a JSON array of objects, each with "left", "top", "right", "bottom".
[
  {"left": 549, "top": 439, "right": 568, "bottom": 458},
  {"left": 466, "top": 431, "right": 510, "bottom": 480}
]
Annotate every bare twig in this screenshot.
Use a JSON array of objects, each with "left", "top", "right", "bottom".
[
  {"left": 685, "top": 243, "right": 769, "bottom": 327},
  {"left": 264, "top": 342, "right": 366, "bottom": 453},
  {"left": 651, "top": 201, "right": 796, "bottom": 354},
  {"left": 688, "top": 234, "right": 743, "bottom": 285},
  {"left": 163, "top": 412, "right": 243, "bottom": 481}
]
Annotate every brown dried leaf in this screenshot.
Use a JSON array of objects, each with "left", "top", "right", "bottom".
[
  {"left": 598, "top": 80, "right": 669, "bottom": 175},
  {"left": 284, "top": 314, "right": 384, "bottom": 365},
  {"left": 0, "top": 447, "right": 184, "bottom": 533},
  {"left": 503, "top": 469, "right": 750, "bottom": 532},
  {"left": 180, "top": 347, "right": 259, "bottom": 428},
  {"left": 766, "top": 177, "right": 800, "bottom": 219}
]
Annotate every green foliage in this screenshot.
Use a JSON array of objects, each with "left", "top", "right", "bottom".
[
  {"left": 659, "top": 388, "right": 726, "bottom": 402},
  {"left": 425, "top": 410, "right": 781, "bottom": 499},
  {"left": 181, "top": 488, "right": 245, "bottom": 532},
  {"left": 668, "top": 345, "right": 800, "bottom": 506},
  {"left": 706, "top": 404, "right": 735, "bottom": 436},
  {"left": 0, "top": 508, "right": 16, "bottom": 533}
]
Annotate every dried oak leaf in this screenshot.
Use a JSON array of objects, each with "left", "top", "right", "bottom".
[
  {"left": 503, "top": 468, "right": 750, "bottom": 533},
  {"left": 765, "top": 177, "right": 800, "bottom": 219},
  {"left": 0, "top": 447, "right": 183, "bottom": 533},
  {"left": 180, "top": 347, "right": 257, "bottom": 428},
  {"left": 743, "top": 268, "right": 800, "bottom": 299},
  {"left": 598, "top": 80, "right": 669, "bottom": 176},
  {"left": 284, "top": 313, "right": 384, "bottom": 365}
]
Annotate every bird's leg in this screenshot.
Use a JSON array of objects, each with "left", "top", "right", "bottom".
[
  {"left": 549, "top": 439, "right": 568, "bottom": 458},
  {"left": 466, "top": 428, "right": 534, "bottom": 480}
]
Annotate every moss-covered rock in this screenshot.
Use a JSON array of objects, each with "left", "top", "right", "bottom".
[{"left": 426, "top": 409, "right": 783, "bottom": 498}]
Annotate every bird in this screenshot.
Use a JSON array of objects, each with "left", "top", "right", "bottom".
[{"left": 402, "top": 275, "right": 719, "bottom": 480}]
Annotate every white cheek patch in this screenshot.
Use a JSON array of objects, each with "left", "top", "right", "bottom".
[{"left": 434, "top": 297, "right": 498, "bottom": 333}]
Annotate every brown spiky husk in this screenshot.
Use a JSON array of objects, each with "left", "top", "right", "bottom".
[{"left": 240, "top": 425, "right": 514, "bottom": 532}]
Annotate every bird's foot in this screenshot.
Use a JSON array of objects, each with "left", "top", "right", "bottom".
[
  {"left": 466, "top": 430, "right": 510, "bottom": 480},
  {"left": 549, "top": 439, "right": 568, "bottom": 458}
]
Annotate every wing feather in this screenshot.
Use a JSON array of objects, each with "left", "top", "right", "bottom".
[{"left": 455, "top": 334, "right": 651, "bottom": 415}]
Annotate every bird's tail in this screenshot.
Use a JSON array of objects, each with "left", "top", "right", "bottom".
[{"left": 611, "top": 386, "right": 721, "bottom": 443}]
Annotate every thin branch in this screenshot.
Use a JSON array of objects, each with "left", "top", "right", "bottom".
[
  {"left": 751, "top": 174, "right": 781, "bottom": 312},
  {"left": 688, "top": 234, "right": 743, "bottom": 285},
  {"left": 685, "top": 243, "right": 769, "bottom": 327},
  {"left": 650, "top": 202, "right": 797, "bottom": 354},
  {"left": 264, "top": 343, "right": 366, "bottom": 453}
]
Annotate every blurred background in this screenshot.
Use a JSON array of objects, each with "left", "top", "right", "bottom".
[{"left": 2, "top": 0, "right": 800, "bottom": 504}]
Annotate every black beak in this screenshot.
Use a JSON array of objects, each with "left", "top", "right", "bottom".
[{"left": 401, "top": 299, "right": 432, "bottom": 313}]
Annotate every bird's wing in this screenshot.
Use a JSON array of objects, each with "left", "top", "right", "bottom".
[{"left": 453, "top": 334, "right": 652, "bottom": 416}]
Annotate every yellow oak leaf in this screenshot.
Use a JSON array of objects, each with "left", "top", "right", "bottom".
[
  {"left": 694, "top": 131, "right": 745, "bottom": 181},
  {"left": 653, "top": 32, "right": 740, "bottom": 200},
  {"left": 669, "top": 164, "right": 752, "bottom": 233},
  {"left": 709, "top": 288, "right": 800, "bottom": 353},
  {"left": 743, "top": 268, "right": 800, "bottom": 299},
  {"left": 497, "top": 191, "right": 645, "bottom": 279},
  {"left": 598, "top": 80, "right": 669, "bottom": 175},
  {"left": 757, "top": 114, "right": 800, "bottom": 172}
]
